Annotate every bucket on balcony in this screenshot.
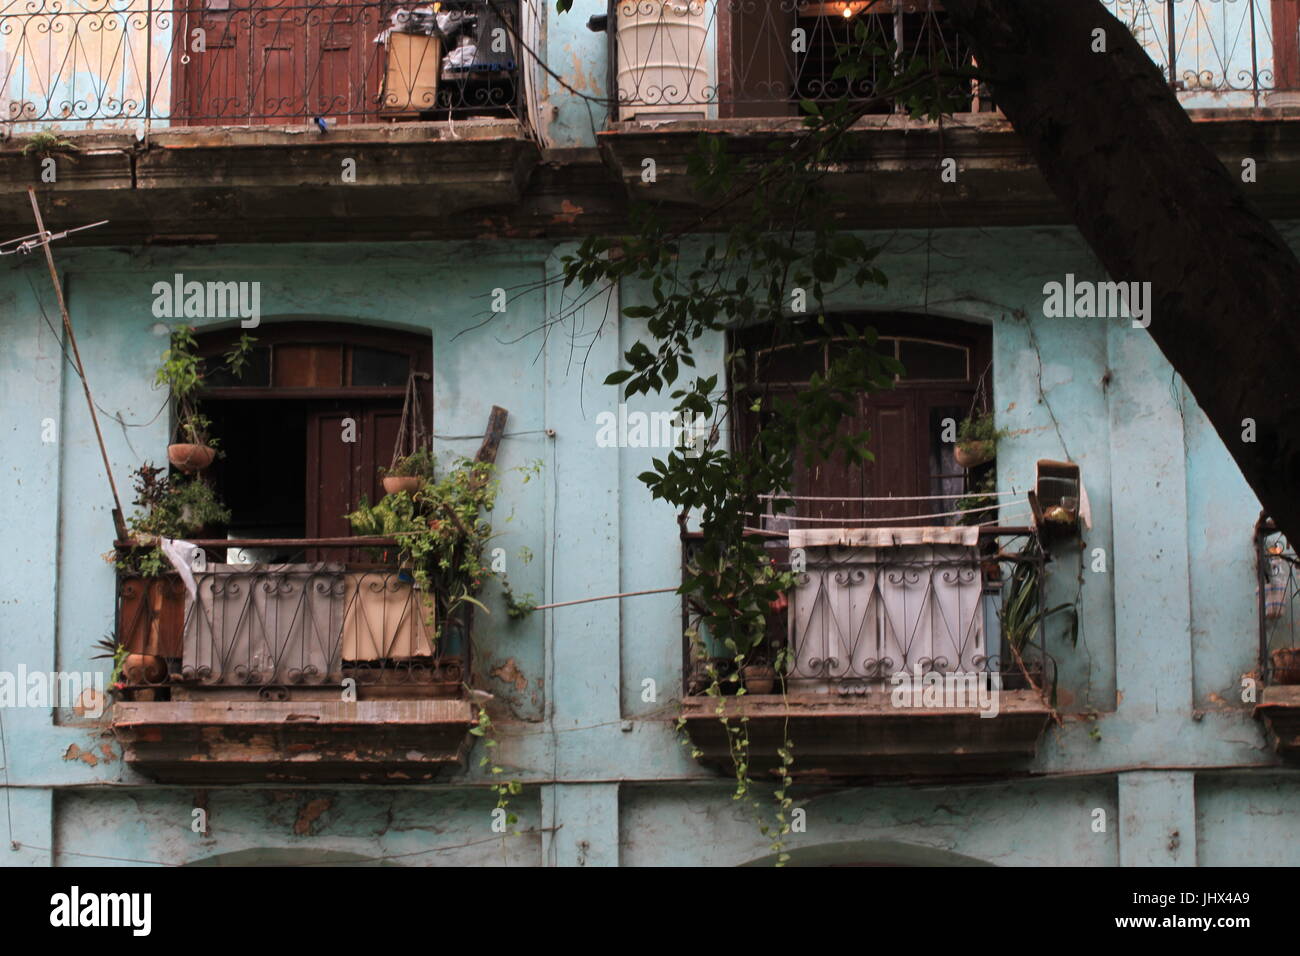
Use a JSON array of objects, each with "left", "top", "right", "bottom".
[
  {"left": 381, "top": 33, "right": 442, "bottom": 117},
  {"left": 117, "top": 574, "right": 185, "bottom": 661},
  {"left": 1265, "top": 553, "right": 1289, "bottom": 620},
  {"left": 1271, "top": 647, "right": 1300, "bottom": 685},
  {"left": 616, "top": 1, "right": 710, "bottom": 122}
]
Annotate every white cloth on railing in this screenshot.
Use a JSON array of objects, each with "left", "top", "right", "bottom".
[
  {"left": 159, "top": 537, "right": 201, "bottom": 599},
  {"left": 788, "top": 525, "right": 980, "bottom": 549}
]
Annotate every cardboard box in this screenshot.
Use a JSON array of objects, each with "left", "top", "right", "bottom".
[{"left": 381, "top": 33, "right": 441, "bottom": 116}]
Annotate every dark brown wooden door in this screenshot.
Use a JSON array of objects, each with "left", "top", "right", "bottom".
[
  {"left": 1276, "top": 1, "right": 1300, "bottom": 91},
  {"left": 172, "top": 0, "right": 382, "bottom": 125},
  {"left": 307, "top": 401, "right": 403, "bottom": 560}
]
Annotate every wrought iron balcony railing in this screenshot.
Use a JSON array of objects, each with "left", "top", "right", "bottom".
[
  {"left": 115, "top": 544, "right": 469, "bottom": 699},
  {"left": 0, "top": 0, "right": 522, "bottom": 129},
  {"left": 681, "top": 524, "right": 1052, "bottom": 697},
  {"left": 1258, "top": 519, "right": 1300, "bottom": 685},
  {"left": 611, "top": 0, "right": 1287, "bottom": 123}
]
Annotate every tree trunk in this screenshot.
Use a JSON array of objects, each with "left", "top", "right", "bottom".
[{"left": 941, "top": 0, "right": 1300, "bottom": 542}]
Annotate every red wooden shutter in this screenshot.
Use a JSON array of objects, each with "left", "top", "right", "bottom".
[{"left": 1275, "top": 0, "right": 1300, "bottom": 91}]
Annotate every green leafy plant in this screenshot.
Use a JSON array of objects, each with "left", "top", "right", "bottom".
[
  {"left": 470, "top": 704, "right": 523, "bottom": 830},
  {"left": 347, "top": 456, "right": 499, "bottom": 640},
  {"left": 956, "top": 410, "right": 1007, "bottom": 446},
  {"left": 155, "top": 325, "right": 256, "bottom": 448},
  {"left": 381, "top": 447, "right": 436, "bottom": 479},
  {"left": 115, "top": 463, "right": 230, "bottom": 576},
  {"left": 501, "top": 578, "right": 537, "bottom": 620},
  {"left": 955, "top": 470, "right": 998, "bottom": 526},
  {"left": 22, "top": 130, "right": 79, "bottom": 161},
  {"left": 998, "top": 536, "right": 1077, "bottom": 700},
  {"left": 92, "top": 633, "right": 129, "bottom": 687},
  {"left": 552, "top": 0, "right": 988, "bottom": 865}
]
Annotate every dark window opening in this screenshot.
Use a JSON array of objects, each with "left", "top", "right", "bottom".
[
  {"left": 193, "top": 323, "right": 431, "bottom": 561},
  {"left": 720, "top": 1, "right": 982, "bottom": 119}
]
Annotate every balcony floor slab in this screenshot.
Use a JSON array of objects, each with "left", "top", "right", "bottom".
[{"left": 112, "top": 698, "right": 476, "bottom": 784}]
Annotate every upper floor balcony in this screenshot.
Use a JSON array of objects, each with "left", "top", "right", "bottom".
[
  {"left": 608, "top": 0, "right": 1293, "bottom": 125},
  {"left": 0, "top": 0, "right": 524, "bottom": 130}
]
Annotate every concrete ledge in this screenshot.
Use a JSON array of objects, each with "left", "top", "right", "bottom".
[
  {"left": 112, "top": 698, "right": 476, "bottom": 784},
  {"left": 598, "top": 114, "right": 1300, "bottom": 226},
  {"left": 680, "top": 690, "right": 1053, "bottom": 780}
]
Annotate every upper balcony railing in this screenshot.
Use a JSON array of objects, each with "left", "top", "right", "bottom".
[
  {"left": 1258, "top": 519, "right": 1300, "bottom": 685},
  {"left": 0, "top": 0, "right": 522, "bottom": 130},
  {"left": 611, "top": 0, "right": 1289, "bottom": 124},
  {"left": 681, "top": 523, "right": 1052, "bottom": 697},
  {"left": 115, "top": 538, "right": 469, "bottom": 700}
]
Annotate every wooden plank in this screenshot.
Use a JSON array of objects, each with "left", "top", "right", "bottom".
[{"left": 475, "top": 405, "right": 509, "bottom": 465}]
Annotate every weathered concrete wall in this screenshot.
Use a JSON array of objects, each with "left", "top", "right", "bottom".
[{"left": 0, "top": 223, "right": 1294, "bottom": 865}]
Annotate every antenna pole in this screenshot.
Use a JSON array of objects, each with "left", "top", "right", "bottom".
[{"left": 27, "top": 187, "right": 128, "bottom": 540}]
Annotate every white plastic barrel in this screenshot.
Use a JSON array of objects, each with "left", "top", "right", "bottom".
[{"left": 616, "top": 1, "right": 710, "bottom": 122}]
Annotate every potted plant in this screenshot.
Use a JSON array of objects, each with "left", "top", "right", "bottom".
[
  {"left": 740, "top": 655, "right": 778, "bottom": 694},
  {"left": 156, "top": 326, "right": 255, "bottom": 473},
  {"left": 113, "top": 465, "right": 230, "bottom": 676},
  {"left": 956, "top": 471, "right": 998, "bottom": 526},
  {"left": 381, "top": 447, "right": 435, "bottom": 497},
  {"left": 954, "top": 411, "right": 1006, "bottom": 468},
  {"left": 684, "top": 550, "right": 793, "bottom": 696},
  {"left": 347, "top": 455, "right": 498, "bottom": 643},
  {"left": 999, "top": 536, "right": 1075, "bottom": 692}
]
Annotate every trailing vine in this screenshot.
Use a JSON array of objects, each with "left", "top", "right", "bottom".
[
  {"left": 552, "top": 13, "right": 977, "bottom": 863},
  {"left": 470, "top": 703, "right": 523, "bottom": 832}
]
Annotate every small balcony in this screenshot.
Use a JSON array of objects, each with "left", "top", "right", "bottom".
[
  {"left": 110, "top": 538, "right": 477, "bottom": 783},
  {"left": 607, "top": 0, "right": 1288, "bottom": 126},
  {"left": 678, "top": 523, "right": 1056, "bottom": 779},
  {"left": 0, "top": 0, "right": 523, "bottom": 130},
  {"left": 1253, "top": 518, "right": 1300, "bottom": 758}
]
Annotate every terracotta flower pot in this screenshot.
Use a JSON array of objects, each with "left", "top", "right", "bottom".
[
  {"left": 382, "top": 476, "right": 422, "bottom": 496},
  {"left": 954, "top": 440, "right": 994, "bottom": 468},
  {"left": 741, "top": 664, "right": 777, "bottom": 695},
  {"left": 1271, "top": 648, "right": 1300, "bottom": 685},
  {"left": 122, "top": 653, "right": 166, "bottom": 685},
  {"left": 168, "top": 443, "right": 215, "bottom": 474}
]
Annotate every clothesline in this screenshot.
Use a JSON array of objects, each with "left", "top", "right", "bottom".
[
  {"left": 741, "top": 508, "right": 1033, "bottom": 536},
  {"left": 757, "top": 490, "right": 1019, "bottom": 502},
  {"left": 752, "top": 504, "right": 1020, "bottom": 524}
]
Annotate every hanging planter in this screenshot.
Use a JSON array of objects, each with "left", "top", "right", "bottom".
[
  {"left": 953, "top": 409, "right": 1006, "bottom": 470},
  {"left": 155, "top": 325, "right": 255, "bottom": 473},
  {"left": 382, "top": 475, "right": 422, "bottom": 496},
  {"left": 380, "top": 371, "right": 433, "bottom": 497},
  {"left": 954, "top": 440, "right": 995, "bottom": 468},
  {"left": 167, "top": 442, "right": 216, "bottom": 473}
]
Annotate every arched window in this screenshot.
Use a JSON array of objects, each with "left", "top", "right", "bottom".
[
  {"left": 733, "top": 314, "right": 992, "bottom": 527},
  {"left": 194, "top": 322, "right": 432, "bottom": 560}
]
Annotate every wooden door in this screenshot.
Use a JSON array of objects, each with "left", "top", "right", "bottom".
[
  {"left": 172, "top": 0, "right": 382, "bottom": 125},
  {"left": 306, "top": 401, "right": 403, "bottom": 560},
  {"left": 1275, "top": 0, "right": 1300, "bottom": 91}
]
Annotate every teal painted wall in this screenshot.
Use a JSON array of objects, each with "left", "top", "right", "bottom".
[{"left": 0, "top": 224, "right": 1293, "bottom": 866}]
